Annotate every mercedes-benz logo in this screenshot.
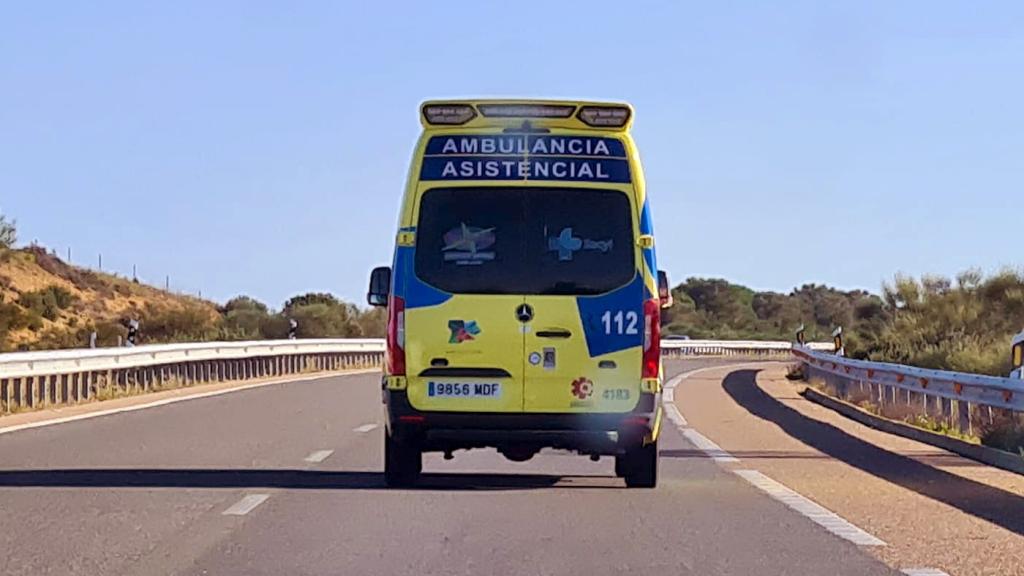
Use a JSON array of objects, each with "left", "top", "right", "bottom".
[{"left": 515, "top": 303, "right": 534, "bottom": 323}]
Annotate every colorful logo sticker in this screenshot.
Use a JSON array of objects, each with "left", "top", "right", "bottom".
[
  {"left": 443, "top": 223, "right": 496, "bottom": 265},
  {"left": 571, "top": 377, "right": 594, "bottom": 400},
  {"left": 448, "top": 320, "right": 481, "bottom": 343},
  {"left": 547, "top": 227, "right": 612, "bottom": 261}
]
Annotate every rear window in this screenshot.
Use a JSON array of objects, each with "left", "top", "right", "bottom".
[{"left": 415, "top": 187, "right": 636, "bottom": 295}]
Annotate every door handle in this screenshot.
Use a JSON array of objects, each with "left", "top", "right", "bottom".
[{"left": 536, "top": 329, "right": 572, "bottom": 339}]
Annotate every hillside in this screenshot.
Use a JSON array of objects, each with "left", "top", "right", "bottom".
[
  {"left": 0, "top": 246, "right": 220, "bottom": 351},
  {"left": 0, "top": 244, "right": 388, "bottom": 352}
]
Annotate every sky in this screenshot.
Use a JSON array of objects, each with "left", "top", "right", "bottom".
[{"left": 2, "top": 1, "right": 1022, "bottom": 308}]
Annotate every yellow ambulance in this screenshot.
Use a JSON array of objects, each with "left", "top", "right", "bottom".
[{"left": 367, "top": 99, "right": 671, "bottom": 488}]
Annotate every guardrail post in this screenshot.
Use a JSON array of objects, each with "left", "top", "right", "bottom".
[{"left": 27, "top": 376, "right": 37, "bottom": 408}]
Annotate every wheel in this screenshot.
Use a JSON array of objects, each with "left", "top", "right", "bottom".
[
  {"left": 622, "top": 439, "right": 658, "bottom": 488},
  {"left": 384, "top": 431, "right": 422, "bottom": 487},
  {"left": 614, "top": 455, "right": 628, "bottom": 478}
]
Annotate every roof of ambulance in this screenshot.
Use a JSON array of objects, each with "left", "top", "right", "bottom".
[{"left": 418, "top": 99, "right": 635, "bottom": 131}]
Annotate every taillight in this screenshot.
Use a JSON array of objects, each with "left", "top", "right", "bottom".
[
  {"left": 386, "top": 295, "right": 406, "bottom": 375},
  {"left": 642, "top": 298, "right": 660, "bottom": 378}
]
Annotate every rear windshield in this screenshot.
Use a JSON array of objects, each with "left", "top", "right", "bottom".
[{"left": 415, "top": 187, "right": 636, "bottom": 295}]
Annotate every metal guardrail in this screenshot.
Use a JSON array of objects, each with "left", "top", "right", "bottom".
[
  {"left": 0, "top": 338, "right": 828, "bottom": 415},
  {"left": 662, "top": 340, "right": 832, "bottom": 358},
  {"left": 793, "top": 345, "right": 1024, "bottom": 435},
  {"left": 0, "top": 339, "right": 384, "bottom": 413}
]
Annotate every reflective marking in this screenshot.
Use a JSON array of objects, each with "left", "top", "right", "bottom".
[
  {"left": 222, "top": 494, "right": 270, "bottom": 516},
  {"left": 679, "top": 428, "right": 738, "bottom": 463},
  {"left": 304, "top": 450, "right": 334, "bottom": 463},
  {"left": 733, "top": 470, "right": 885, "bottom": 546},
  {"left": 353, "top": 423, "right": 378, "bottom": 433},
  {"left": 901, "top": 570, "right": 950, "bottom": 576}
]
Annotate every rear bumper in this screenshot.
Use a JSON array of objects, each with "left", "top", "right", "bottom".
[{"left": 383, "top": 390, "right": 659, "bottom": 455}]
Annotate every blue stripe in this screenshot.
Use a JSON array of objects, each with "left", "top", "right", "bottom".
[
  {"left": 392, "top": 246, "right": 452, "bottom": 309},
  {"left": 575, "top": 273, "right": 645, "bottom": 357}
]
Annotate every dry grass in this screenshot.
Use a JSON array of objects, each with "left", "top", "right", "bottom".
[{"left": 1, "top": 247, "right": 220, "bottom": 350}]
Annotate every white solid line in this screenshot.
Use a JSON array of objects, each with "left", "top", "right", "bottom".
[
  {"left": 664, "top": 403, "right": 687, "bottom": 426},
  {"left": 733, "top": 469, "right": 886, "bottom": 546},
  {"left": 662, "top": 361, "right": 790, "bottom": 461},
  {"left": 222, "top": 494, "right": 270, "bottom": 516},
  {"left": 679, "top": 427, "right": 739, "bottom": 463},
  {"left": 0, "top": 369, "right": 378, "bottom": 437},
  {"left": 901, "top": 569, "right": 950, "bottom": 576},
  {"left": 304, "top": 449, "right": 334, "bottom": 463},
  {"left": 353, "top": 423, "right": 379, "bottom": 433}
]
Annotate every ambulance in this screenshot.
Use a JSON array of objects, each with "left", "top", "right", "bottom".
[{"left": 367, "top": 99, "right": 671, "bottom": 488}]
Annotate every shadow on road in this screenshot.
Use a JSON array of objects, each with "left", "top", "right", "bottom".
[
  {"left": 0, "top": 469, "right": 616, "bottom": 491},
  {"left": 722, "top": 368, "right": 1024, "bottom": 537}
]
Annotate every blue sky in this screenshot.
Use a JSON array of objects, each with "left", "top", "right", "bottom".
[{"left": 2, "top": 1, "right": 1021, "bottom": 308}]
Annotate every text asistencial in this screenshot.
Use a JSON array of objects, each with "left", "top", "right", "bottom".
[{"left": 420, "top": 135, "right": 631, "bottom": 183}]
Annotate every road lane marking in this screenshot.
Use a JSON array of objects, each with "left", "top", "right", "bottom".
[
  {"left": 304, "top": 449, "right": 334, "bottom": 463},
  {"left": 901, "top": 570, "right": 950, "bottom": 576},
  {"left": 353, "top": 423, "right": 378, "bottom": 433},
  {"left": 222, "top": 494, "right": 270, "bottom": 516},
  {"left": 679, "top": 428, "right": 739, "bottom": 463},
  {"left": 733, "top": 469, "right": 886, "bottom": 546},
  {"left": 664, "top": 403, "right": 687, "bottom": 426},
  {"left": 663, "top": 362, "right": 787, "bottom": 458},
  {"left": 0, "top": 369, "right": 378, "bottom": 437}
]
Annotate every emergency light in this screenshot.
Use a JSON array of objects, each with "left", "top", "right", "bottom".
[
  {"left": 478, "top": 103, "right": 575, "bottom": 118},
  {"left": 422, "top": 104, "right": 476, "bottom": 125},
  {"left": 577, "top": 105, "right": 631, "bottom": 127}
]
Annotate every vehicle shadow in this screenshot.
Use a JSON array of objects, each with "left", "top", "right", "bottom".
[
  {"left": 0, "top": 469, "right": 616, "bottom": 492},
  {"left": 722, "top": 368, "right": 1024, "bottom": 537}
]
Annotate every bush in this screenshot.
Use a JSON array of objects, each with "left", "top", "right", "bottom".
[
  {"left": 138, "top": 303, "right": 219, "bottom": 343},
  {"left": 17, "top": 286, "right": 77, "bottom": 321},
  {"left": 287, "top": 302, "right": 360, "bottom": 338},
  {"left": 0, "top": 301, "right": 32, "bottom": 333},
  {"left": 977, "top": 411, "right": 1024, "bottom": 454}
]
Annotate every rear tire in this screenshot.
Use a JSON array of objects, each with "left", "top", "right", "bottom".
[
  {"left": 614, "top": 456, "right": 628, "bottom": 478},
  {"left": 384, "top": 431, "right": 422, "bottom": 487},
  {"left": 622, "top": 439, "right": 658, "bottom": 488}
]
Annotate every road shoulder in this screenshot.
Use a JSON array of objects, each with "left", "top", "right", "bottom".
[{"left": 671, "top": 362, "right": 1024, "bottom": 576}]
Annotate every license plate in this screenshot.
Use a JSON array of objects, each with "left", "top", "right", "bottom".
[{"left": 427, "top": 382, "right": 502, "bottom": 398}]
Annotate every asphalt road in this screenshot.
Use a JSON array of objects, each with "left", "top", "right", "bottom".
[{"left": 0, "top": 359, "right": 904, "bottom": 576}]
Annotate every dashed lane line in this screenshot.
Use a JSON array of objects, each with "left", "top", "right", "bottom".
[
  {"left": 353, "top": 423, "right": 379, "bottom": 433},
  {"left": 304, "top": 449, "right": 334, "bottom": 463},
  {"left": 222, "top": 494, "right": 270, "bottom": 516},
  {"left": 901, "top": 570, "right": 951, "bottom": 576}
]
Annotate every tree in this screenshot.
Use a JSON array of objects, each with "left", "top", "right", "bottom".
[
  {"left": 223, "top": 295, "right": 269, "bottom": 315},
  {"left": 283, "top": 292, "right": 340, "bottom": 312},
  {"left": 0, "top": 212, "right": 15, "bottom": 249}
]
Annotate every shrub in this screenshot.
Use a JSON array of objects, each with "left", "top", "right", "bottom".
[
  {"left": 287, "top": 302, "right": 360, "bottom": 338},
  {"left": 977, "top": 411, "right": 1024, "bottom": 454},
  {"left": 17, "top": 286, "right": 77, "bottom": 321},
  {"left": 139, "top": 303, "right": 219, "bottom": 343},
  {"left": 0, "top": 301, "right": 32, "bottom": 333}
]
